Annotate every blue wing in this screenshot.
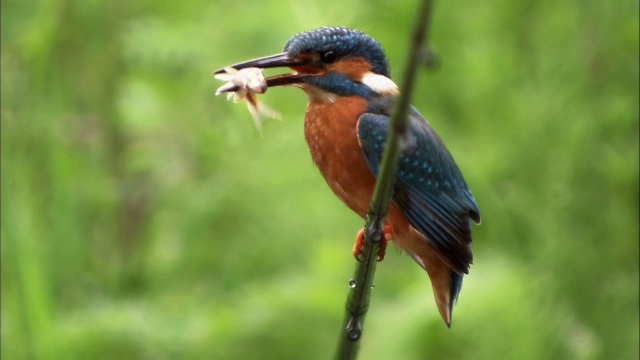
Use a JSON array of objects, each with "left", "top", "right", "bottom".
[{"left": 357, "top": 106, "right": 480, "bottom": 275}]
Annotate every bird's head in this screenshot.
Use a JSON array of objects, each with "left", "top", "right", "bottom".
[{"left": 215, "top": 27, "right": 399, "bottom": 101}]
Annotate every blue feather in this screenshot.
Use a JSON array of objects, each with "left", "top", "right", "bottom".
[
  {"left": 285, "top": 27, "right": 390, "bottom": 77},
  {"left": 357, "top": 103, "right": 480, "bottom": 274}
]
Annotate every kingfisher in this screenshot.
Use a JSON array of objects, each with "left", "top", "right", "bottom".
[{"left": 215, "top": 26, "right": 481, "bottom": 326}]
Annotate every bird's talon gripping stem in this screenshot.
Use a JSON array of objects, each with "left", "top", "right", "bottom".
[
  {"left": 353, "top": 228, "right": 366, "bottom": 262},
  {"left": 352, "top": 225, "right": 394, "bottom": 262}
]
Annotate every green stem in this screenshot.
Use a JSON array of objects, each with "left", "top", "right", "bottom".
[{"left": 335, "top": 1, "right": 434, "bottom": 359}]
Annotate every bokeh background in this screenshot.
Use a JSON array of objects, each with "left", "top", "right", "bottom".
[{"left": 2, "top": 0, "right": 638, "bottom": 359}]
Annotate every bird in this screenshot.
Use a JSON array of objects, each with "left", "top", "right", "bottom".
[{"left": 215, "top": 26, "right": 481, "bottom": 327}]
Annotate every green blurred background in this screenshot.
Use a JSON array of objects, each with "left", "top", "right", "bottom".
[{"left": 2, "top": 0, "right": 638, "bottom": 359}]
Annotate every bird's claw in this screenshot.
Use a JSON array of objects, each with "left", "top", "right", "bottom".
[{"left": 353, "top": 225, "right": 394, "bottom": 262}]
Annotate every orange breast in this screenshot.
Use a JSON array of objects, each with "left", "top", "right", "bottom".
[
  {"left": 304, "top": 95, "right": 414, "bottom": 244},
  {"left": 304, "top": 96, "right": 375, "bottom": 218}
]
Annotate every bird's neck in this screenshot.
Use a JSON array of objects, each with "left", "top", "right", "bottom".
[{"left": 298, "top": 84, "right": 339, "bottom": 104}]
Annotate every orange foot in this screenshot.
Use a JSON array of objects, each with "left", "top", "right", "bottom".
[{"left": 353, "top": 225, "right": 394, "bottom": 262}]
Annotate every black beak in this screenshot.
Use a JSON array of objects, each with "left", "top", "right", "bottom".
[
  {"left": 214, "top": 53, "right": 301, "bottom": 74},
  {"left": 215, "top": 52, "right": 317, "bottom": 92}
]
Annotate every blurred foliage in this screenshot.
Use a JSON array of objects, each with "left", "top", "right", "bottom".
[{"left": 2, "top": 0, "right": 638, "bottom": 359}]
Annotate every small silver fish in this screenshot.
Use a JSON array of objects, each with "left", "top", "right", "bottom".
[{"left": 215, "top": 67, "right": 281, "bottom": 135}]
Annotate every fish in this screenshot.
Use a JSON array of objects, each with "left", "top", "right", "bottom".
[{"left": 215, "top": 67, "right": 281, "bottom": 135}]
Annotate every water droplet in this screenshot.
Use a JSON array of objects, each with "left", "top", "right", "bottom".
[
  {"left": 349, "top": 279, "right": 356, "bottom": 288},
  {"left": 371, "top": 284, "right": 375, "bottom": 289},
  {"left": 347, "top": 328, "right": 361, "bottom": 340},
  {"left": 346, "top": 317, "right": 362, "bottom": 340}
]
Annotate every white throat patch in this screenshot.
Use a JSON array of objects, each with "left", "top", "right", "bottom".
[
  {"left": 298, "top": 84, "right": 338, "bottom": 104},
  {"left": 361, "top": 72, "right": 400, "bottom": 96}
]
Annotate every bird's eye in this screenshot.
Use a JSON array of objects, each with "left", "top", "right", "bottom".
[{"left": 320, "top": 51, "right": 338, "bottom": 64}]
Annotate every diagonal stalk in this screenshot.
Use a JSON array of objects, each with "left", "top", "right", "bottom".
[{"left": 335, "top": 0, "right": 435, "bottom": 359}]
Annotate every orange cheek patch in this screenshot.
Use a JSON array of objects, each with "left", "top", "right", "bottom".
[{"left": 328, "top": 58, "right": 372, "bottom": 80}]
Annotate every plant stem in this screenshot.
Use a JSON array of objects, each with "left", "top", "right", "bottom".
[{"left": 335, "top": 1, "right": 434, "bottom": 359}]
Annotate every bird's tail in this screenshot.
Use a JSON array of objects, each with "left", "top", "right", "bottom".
[
  {"left": 408, "top": 246, "right": 463, "bottom": 327},
  {"left": 388, "top": 211, "right": 466, "bottom": 327}
]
